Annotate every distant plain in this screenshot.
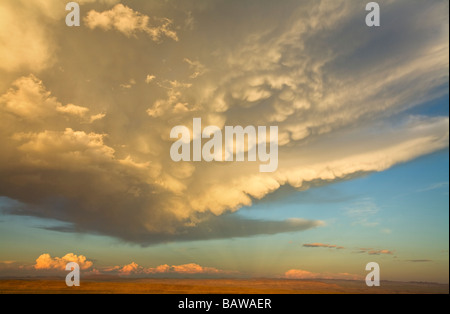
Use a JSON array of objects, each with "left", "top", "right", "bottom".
[{"left": 1, "top": 278, "right": 448, "bottom": 294}]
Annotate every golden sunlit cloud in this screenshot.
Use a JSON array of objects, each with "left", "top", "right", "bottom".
[
  {"left": 34, "top": 253, "right": 93, "bottom": 270},
  {"left": 111, "top": 262, "right": 232, "bottom": 276},
  {"left": 84, "top": 4, "right": 178, "bottom": 41}
]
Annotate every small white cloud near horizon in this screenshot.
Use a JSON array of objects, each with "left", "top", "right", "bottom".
[{"left": 285, "top": 268, "right": 362, "bottom": 280}]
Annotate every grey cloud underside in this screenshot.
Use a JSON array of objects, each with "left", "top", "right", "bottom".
[
  {"left": 0, "top": 163, "right": 323, "bottom": 245},
  {"left": 37, "top": 215, "right": 322, "bottom": 245},
  {"left": 136, "top": 216, "right": 321, "bottom": 242},
  {"left": 0, "top": 0, "right": 448, "bottom": 245}
]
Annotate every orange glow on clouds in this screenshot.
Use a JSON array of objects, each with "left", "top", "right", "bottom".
[{"left": 34, "top": 253, "right": 93, "bottom": 270}]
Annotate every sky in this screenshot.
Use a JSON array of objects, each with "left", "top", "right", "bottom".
[{"left": 0, "top": 0, "right": 448, "bottom": 284}]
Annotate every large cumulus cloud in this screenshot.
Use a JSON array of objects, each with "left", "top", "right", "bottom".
[{"left": 0, "top": 0, "right": 448, "bottom": 245}]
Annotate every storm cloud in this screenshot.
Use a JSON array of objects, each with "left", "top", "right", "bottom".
[{"left": 0, "top": 0, "right": 448, "bottom": 245}]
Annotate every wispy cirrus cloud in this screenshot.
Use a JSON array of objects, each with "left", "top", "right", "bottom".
[
  {"left": 344, "top": 198, "right": 380, "bottom": 227},
  {"left": 303, "top": 243, "right": 345, "bottom": 249},
  {"left": 353, "top": 248, "right": 394, "bottom": 256},
  {"left": 417, "top": 182, "right": 449, "bottom": 193},
  {"left": 368, "top": 249, "right": 394, "bottom": 256}
]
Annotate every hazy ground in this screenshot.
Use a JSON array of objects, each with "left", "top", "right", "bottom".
[{"left": 0, "top": 278, "right": 448, "bottom": 294}]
